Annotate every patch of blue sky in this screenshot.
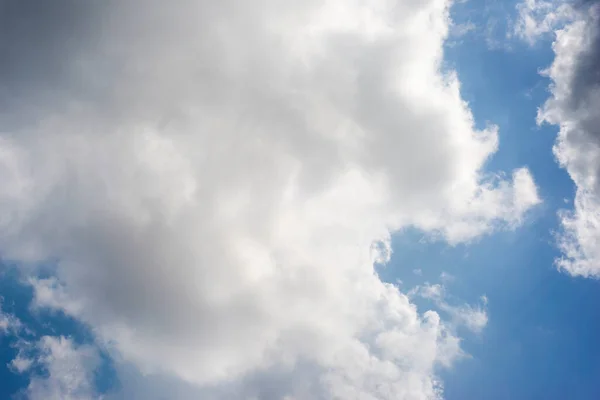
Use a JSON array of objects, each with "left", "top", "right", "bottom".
[{"left": 379, "top": 0, "right": 600, "bottom": 399}]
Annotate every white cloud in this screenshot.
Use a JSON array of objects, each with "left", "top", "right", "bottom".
[
  {"left": 410, "top": 283, "right": 489, "bottom": 334},
  {"left": 480, "top": 294, "right": 489, "bottom": 306},
  {"left": 0, "top": 302, "right": 99, "bottom": 399},
  {"left": 13, "top": 336, "right": 100, "bottom": 400},
  {"left": 440, "top": 272, "right": 455, "bottom": 283},
  {"left": 514, "top": 0, "right": 575, "bottom": 44},
  {"left": 450, "top": 304, "right": 489, "bottom": 334},
  {"left": 450, "top": 21, "right": 477, "bottom": 38},
  {"left": 537, "top": 2, "right": 600, "bottom": 277},
  {"left": 0, "top": 300, "right": 22, "bottom": 336},
  {"left": 9, "top": 354, "right": 33, "bottom": 374},
  {"left": 0, "top": 0, "right": 539, "bottom": 398}
]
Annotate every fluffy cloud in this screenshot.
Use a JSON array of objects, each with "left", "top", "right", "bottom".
[
  {"left": 410, "top": 282, "right": 488, "bottom": 334},
  {"left": 514, "top": 0, "right": 575, "bottom": 44},
  {"left": 0, "top": 300, "right": 99, "bottom": 399},
  {"left": 0, "top": 0, "right": 539, "bottom": 398},
  {"left": 535, "top": 1, "right": 600, "bottom": 277},
  {"left": 12, "top": 336, "right": 100, "bottom": 400},
  {"left": 0, "top": 301, "right": 22, "bottom": 336}
]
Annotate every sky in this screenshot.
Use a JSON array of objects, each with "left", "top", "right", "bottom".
[{"left": 0, "top": 0, "right": 600, "bottom": 399}]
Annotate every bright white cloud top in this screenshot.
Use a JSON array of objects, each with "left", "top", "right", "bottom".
[{"left": 0, "top": 0, "right": 540, "bottom": 398}]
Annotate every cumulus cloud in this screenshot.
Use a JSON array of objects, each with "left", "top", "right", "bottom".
[
  {"left": 535, "top": 0, "right": 600, "bottom": 277},
  {"left": 0, "top": 0, "right": 539, "bottom": 398},
  {"left": 11, "top": 336, "right": 100, "bottom": 400}
]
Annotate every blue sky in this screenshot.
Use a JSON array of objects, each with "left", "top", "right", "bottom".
[
  {"left": 1, "top": 0, "right": 600, "bottom": 399},
  {"left": 380, "top": 1, "right": 600, "bottom": 399}
]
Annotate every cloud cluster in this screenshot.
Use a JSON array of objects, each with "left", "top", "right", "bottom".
[
  {"left": 0, "top": 0, "right": 539, "bottom": 398},
  {"left": 1, "top": 302, "right": 98, "bottom": 400},
  {"left": 534, "top": 0, "right": 600, "bottom": 277},
  {"left": 14, "top": 336, "right": 100, "bottom": 400},
  {"left": 514, "top": 0, "right": 576, "bottom": 44}
]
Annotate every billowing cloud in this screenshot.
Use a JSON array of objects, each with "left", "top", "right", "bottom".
[
  {"left": 0, "top": 0, "right": 539, "bottom": 398},
  {"left": 535, "top": 0, "right": 600, "bottom": 277}
]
